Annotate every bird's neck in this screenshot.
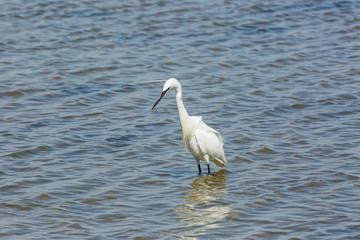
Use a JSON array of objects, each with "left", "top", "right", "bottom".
[
  {"left": 175, "top": 90, "right": 190, "bottom": 137},
  {"left": 176, "top": 90, "right": 189, "bottom": 119}
]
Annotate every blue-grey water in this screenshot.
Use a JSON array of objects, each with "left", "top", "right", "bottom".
[{"left": 1, "top": 0, "right": 360, "bottom": 239}]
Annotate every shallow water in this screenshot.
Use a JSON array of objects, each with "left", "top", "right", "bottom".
[{"left": 1, "top": 0, "right": 360, "bottom": 239}]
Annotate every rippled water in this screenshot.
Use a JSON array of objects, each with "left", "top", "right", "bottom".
[{"left": 1, "top": 0, "right": 360, "bottom": 239}]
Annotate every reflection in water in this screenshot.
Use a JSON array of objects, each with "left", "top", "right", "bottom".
[{"left": 175, "top": 169, "right": 230, "bottom": 237}]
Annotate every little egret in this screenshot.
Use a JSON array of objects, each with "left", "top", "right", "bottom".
[{"left": 152, "top": 78, "right": 227, "bottom": 174}]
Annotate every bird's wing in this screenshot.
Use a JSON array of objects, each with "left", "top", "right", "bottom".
[
  {"left": 194, "top": 127, "right": 227, "bottom": 167},
  {"left": 198, "top": 119, "right": 225, "bottom": 143}
]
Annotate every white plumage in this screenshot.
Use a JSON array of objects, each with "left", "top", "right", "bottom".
[{"left": 152, "top": 78, "right": 227, "bottom": 174}]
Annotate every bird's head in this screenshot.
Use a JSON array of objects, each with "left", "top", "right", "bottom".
[
  {"left": 152, "top": 78, "right": 180, "bottom": 110},
  {"left": 162, "top": 78, "right": 179, "bottom": 92}
]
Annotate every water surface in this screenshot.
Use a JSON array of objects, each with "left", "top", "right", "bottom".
[{"left": 1, "top": 0, "right": 360, "bottom": 239}]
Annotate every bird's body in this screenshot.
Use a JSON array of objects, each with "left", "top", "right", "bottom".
[{"left": 152, "top": 78, "right": 226, "bottom": 174}]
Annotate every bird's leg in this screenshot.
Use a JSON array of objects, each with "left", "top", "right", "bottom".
[
  {"left": 203, "top": 154, "right": 210, "bottom": 175},
  {"left": 198, "top": 164, "right": 202, "bottom": 174}
]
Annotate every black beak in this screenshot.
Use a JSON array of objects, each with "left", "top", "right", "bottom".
[{"left": 152, "top": 88, "right": 170, "bottom": 110}]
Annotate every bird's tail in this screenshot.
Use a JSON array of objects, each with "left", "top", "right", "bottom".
[{"left": 212, "top": 156, "right": 227, "bottom": 167}]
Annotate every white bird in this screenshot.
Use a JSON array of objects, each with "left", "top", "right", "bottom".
[{"left": 152, "top": 78, "right": 227, "bottom": 174}]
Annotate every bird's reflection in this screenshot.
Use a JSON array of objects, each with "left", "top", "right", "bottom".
[{"left": 175, "top": 169, "right": 230, "bottom": 235}]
